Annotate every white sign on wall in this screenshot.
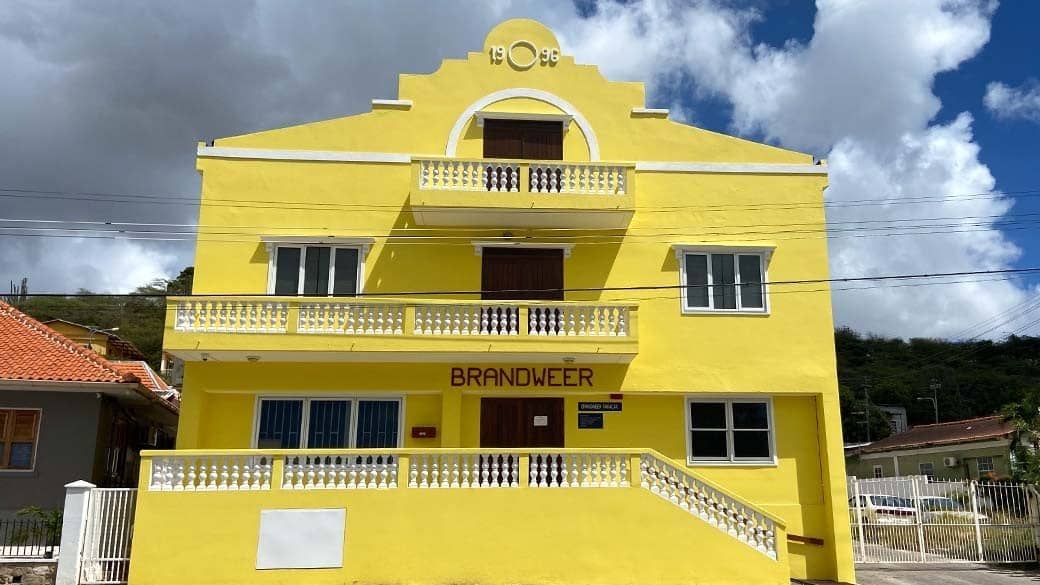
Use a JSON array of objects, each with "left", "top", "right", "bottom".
[
  {"left": 256, "top": 508, "right": 346, "bottom": 570},
  {"left": 533, "top": 415, "right": 549, "bottom": 427}
]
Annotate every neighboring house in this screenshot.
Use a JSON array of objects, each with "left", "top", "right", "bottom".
[
  {"left": 845, "top": 415, "right": 1015, "bottom": 480},
  {"left": 131, "top": 19, "right": 853, "bottom": 585},
  {"left": 0, "top": 301, "right": 178, "bottom": 517},
  {"left": 42, "top": 319, "right": 147, "bottom": 361},
  {"left": 878, "top": 405, "right": 909, "bottom": 435}
]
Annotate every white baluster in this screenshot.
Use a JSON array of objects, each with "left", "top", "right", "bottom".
[
  {"left": 408, "top": 457, "right": 418, "bottom": 488},
  {"left": 529, "top": 307, "right": 539, "bottom": 335}
]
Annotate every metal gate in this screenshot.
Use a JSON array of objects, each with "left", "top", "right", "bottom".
[
  {"left": 79, "top": 488, "right": 137, "bottom": 584},
  {"left": 849, "top": 476, "right": 1040, "bottom": 563}
]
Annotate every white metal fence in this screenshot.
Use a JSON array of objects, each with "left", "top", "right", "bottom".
[
  {"left": 848, "top": 476, "right": 1040, "bottom": 563},
  {"left": 79, "top": 488, "right": 136, "bottom": 584}
]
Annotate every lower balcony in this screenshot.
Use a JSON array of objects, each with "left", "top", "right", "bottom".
[
  {"left": 128, "top": 449, "right": 787, "bottom": 585},
  {"left": 164, "top": 297, "right": 638, "bottom": 363}
]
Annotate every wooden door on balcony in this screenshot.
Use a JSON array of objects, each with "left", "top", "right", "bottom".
[
  {"left": 481, "top": 248, "right": 564, "bottom": 301},
  {"left": 480, "top": 397, "right": 564, "bottom": 448},
  {"left": 483, "top": 120, "right": 563, "bottom": 160}
]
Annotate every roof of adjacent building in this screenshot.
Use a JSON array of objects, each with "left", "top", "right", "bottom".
[
  {"left": 0, "top": 300, "right": 135, "bottom": 383},
  {"left": 109, "top": 360, "right": 179, "bottom": 403},
  {"left": 41, "top": 318, "right": 147, "bottom": 361},
  {"left": 859, "top": 415, "right": 1014, "bottom": 454}
]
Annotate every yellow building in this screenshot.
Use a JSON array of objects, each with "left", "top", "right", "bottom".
[{"left": 132, "top": 19, "right": 854, "bottom": 585}]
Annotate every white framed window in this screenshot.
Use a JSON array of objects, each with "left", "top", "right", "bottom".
[
  {"left": 674, "top": 246, "right": 771, "bottom": 314},
  {"left": 253, "top": 396, "right": 402, "bottom": 449},
  {"left": 0, "top": 408, "right": 41, "bottom": 471},
  {"left": 685, "top": 397, "right": 775, "bottom": 465},
  {"left": 873, "top": 465, "right": 884, "bottom": 478},
  {"left": 919, "top": 462, "right": 934, "bottom": 478},
  {"left": 977, "top": 456, "right": 994, "bottom": 474},
  {"left": 262, "top": 237, "right": 373, "bottom": 296}
]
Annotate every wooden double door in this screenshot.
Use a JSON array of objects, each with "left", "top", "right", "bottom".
[
  {"left": 480, "top": 397, "right": 564, "bottom": 448},
  {"left": 481, "top": 248, "right": 564, "bottom": 301}
]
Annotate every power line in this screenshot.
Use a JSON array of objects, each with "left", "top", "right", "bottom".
[{"left": 12, "top": 266, "right": 1040, "bottom": 298}]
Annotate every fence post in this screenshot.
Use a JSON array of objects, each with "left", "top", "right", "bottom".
[
  {"left": 969, "top": 480, "right": 985, "bottom": 562},
  {"left": 910, "top": 477, "right": 927, "bottom": 562},
  {"left": 852, "top": 478, "right": 867, "bottom": 562},
  {"left": 55, "top": 480, "right": 95, "bottom": 585}
]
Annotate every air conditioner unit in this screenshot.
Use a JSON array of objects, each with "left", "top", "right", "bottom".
[{"left": 943, "top": 456, "right": 959, "bottom": 467}]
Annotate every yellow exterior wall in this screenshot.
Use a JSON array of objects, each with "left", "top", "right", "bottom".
[
  {"left": 45, "top": 321, "right": 111, "bottom": 356},
  {"left": 129, "top": 456, "right": 790, "bottom": 585},
  {"left": 163, "top": 18, "right": 853, "bottom": 584}
]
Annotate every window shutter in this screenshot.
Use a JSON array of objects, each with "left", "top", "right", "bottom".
[{"left": 11, "top": 411, "right": 38, "bottom": 441}]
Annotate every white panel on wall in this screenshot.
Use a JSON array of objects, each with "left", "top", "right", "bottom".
[{"left": 256, "top": 508, "right": 346, "bottom": 570}]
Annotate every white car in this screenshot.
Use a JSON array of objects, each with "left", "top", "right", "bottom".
[
  {"left": 916, "top": 496, "right": 989, "bottom": 524},
  {"left": 849, "top": 494, "right": 917, "bottom": 524}
]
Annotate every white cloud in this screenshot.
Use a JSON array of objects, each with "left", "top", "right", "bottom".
[
  {"left": 551, "top": 0, "right": 1032, "bottom": 338},
  {"left": 984, "top": 80, "right": 1040, "bottom": 122}
]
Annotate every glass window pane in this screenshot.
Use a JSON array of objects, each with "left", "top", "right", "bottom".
[
  {"left": 690, "top": 402, "right": 726, "bottom": 429},
  {"left": 257, "top": 400, "right": 303, "bottom": 449},
  {"left": 684, "top": 254, "right": 709, "bottom": 308},
  {"left": 274, "top": 247, "right": 301, "bottom": 295},
  {"left": 8, "top": 443, "right": 33, "bottom": 468},
  {"left": 711, "top": 254, "right": 737, "bottom": 309},
  {"left": 732, "top": 402, "right": 769, "bottom": 429},
  {"left": 303, "top": 247, "right": 331, "bottom": 295},
  {"left": 738, "top": 255, "right": 764, "bottom": 309},
  {"left": 333, "top": 248, "right": 360, "bottom": 296},
  {"left": 733, "top": 431, "right": 770, "bottom": 459},
  {"left": 690, "top": 431, "right": 728, "bottom": 458},
  {"left": 307, "top": 400, "right": 351, "bottom": 448},
  {"left": 355, "top": 401, "right": 400, "bottom": 448}
]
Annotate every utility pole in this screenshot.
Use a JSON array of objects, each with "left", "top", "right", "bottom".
[
  {"left": 917, "top": 378, "right": 940, "bottom": 424},
  {"left": 863, "top": 376, "right": 872, "bottom": 443}
]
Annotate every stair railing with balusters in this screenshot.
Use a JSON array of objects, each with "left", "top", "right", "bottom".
[{"left": 143, "top": 448, "right": 780, "bottom": 561}]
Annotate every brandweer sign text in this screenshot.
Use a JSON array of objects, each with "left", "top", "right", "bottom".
[{"left": 451, "top": 367, "right": 593, "bottom": 388}]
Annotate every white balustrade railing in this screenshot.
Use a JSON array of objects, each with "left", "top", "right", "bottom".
[
  {"left": 528, "top": 305, "right": 629, "bottom": 337},
  {"left": 529, "top": 163, "right": 626, "bottom": 195},
  {"left": 149, "top": 455, "right": 273, "bottom": 491},
  {"left": 408, "top": 453, "right": 520, "bottom": 488},
  {"left": 529, "top": 453, "right": 629, "bottom": 488},
  {"left": 418, "top": 159, "right": 520, "bottom": 192},
  {"left": 414, "top": 304, "right": 520, "bottom": 336},
  {"left": 415, "top": 158, "right": 627, "bottom": 195},
  {"left": 640, "top": 454, "right": 778, "bottom": 559},
  {"left": 298, "top": 303, "right": 404, "bottom": 335},
  {"left": 283, "top": 454, "right": 397, "bottom": 489},
  {"left": 174, "top": 300, "right": 287, "bottom": 333}
]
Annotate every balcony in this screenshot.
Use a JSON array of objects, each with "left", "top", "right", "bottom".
[
  {"left": 409, "top": 157, "right": 635, "bottom": 228},
  {"left": 129, "top": 449, "right": 784, "bottom": 585},
  {"left": 164, "top": 297, "right": 638, "bottom": 363}
]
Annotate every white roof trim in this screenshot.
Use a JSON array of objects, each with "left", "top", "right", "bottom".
[
  {"left": 197, "top": 146, "right": 411, "bottom": 164},
  {"left": 445, "top": 88, "right": 600, "bottom": 161},
  {"left": 471, "top": 241, "right": 575, "bottom": 258},
  {"left": 637, "top": 161, "right": 827, "bottom": 175},
  {"left": 474, "top": 111, "right": 573, "bottom": 128},
  {"left": 371, "top": 99, "right": 413, "bottom": 108},
  {"left": 631, "top": 108, "right": 669, "bottom": 116},
  {"left": 857, "top": 438, "right": 1010, "bottom": 460}
]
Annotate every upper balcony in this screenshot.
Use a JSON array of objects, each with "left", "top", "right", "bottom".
[
  {"left": 409, "top": 157, "right": 635, "bottom": 229},
  {"left": 164, "top": 296, "right": 638, "bottom": 364}
]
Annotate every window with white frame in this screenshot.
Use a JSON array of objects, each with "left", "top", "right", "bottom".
[
  {"left": 255, "top": 397, "right": 401, "bottom": 449},
  {"left": 873, "top": 465, "right": 884, "bottom": 478},
  {"left": 677, "top": 249, "right": 768, "bottom": 313},
  {"left": 977, "top": 456, "right": 994, "bottom": 474},
  {"left": 686, "top": 398, "right": 774, "bottom": 464},
  {"left": 919, "top": 462, "right": 935, "bottom": 478},
  {"left": 270, "top": 245, "right": 362, "bottom": 296}
]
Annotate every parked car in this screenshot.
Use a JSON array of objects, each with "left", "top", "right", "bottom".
[
  {"left": 849, "top": 494, "right": 916, "bottom": 524},
  {"left": 916, "top": 496, "right": 989, "bottom": 524}
]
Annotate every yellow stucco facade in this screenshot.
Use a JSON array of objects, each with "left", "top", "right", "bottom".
[{"left": 135, "top": 19, "right": 855, "bottom": 585}]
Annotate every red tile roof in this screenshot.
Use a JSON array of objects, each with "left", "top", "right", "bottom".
[
  {"left": 860, "top": 415, "right": 1014, "bottom": 454},
  {"left": 0, "top": 300, "right": 135, "bottom": 384},
  {"left": 109, "top": 360, "right": 173, "bottom": 396}
]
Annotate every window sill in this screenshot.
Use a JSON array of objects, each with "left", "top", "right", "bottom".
[{"left": 681, "top": 308, "right": 770, "bottom": 316}]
